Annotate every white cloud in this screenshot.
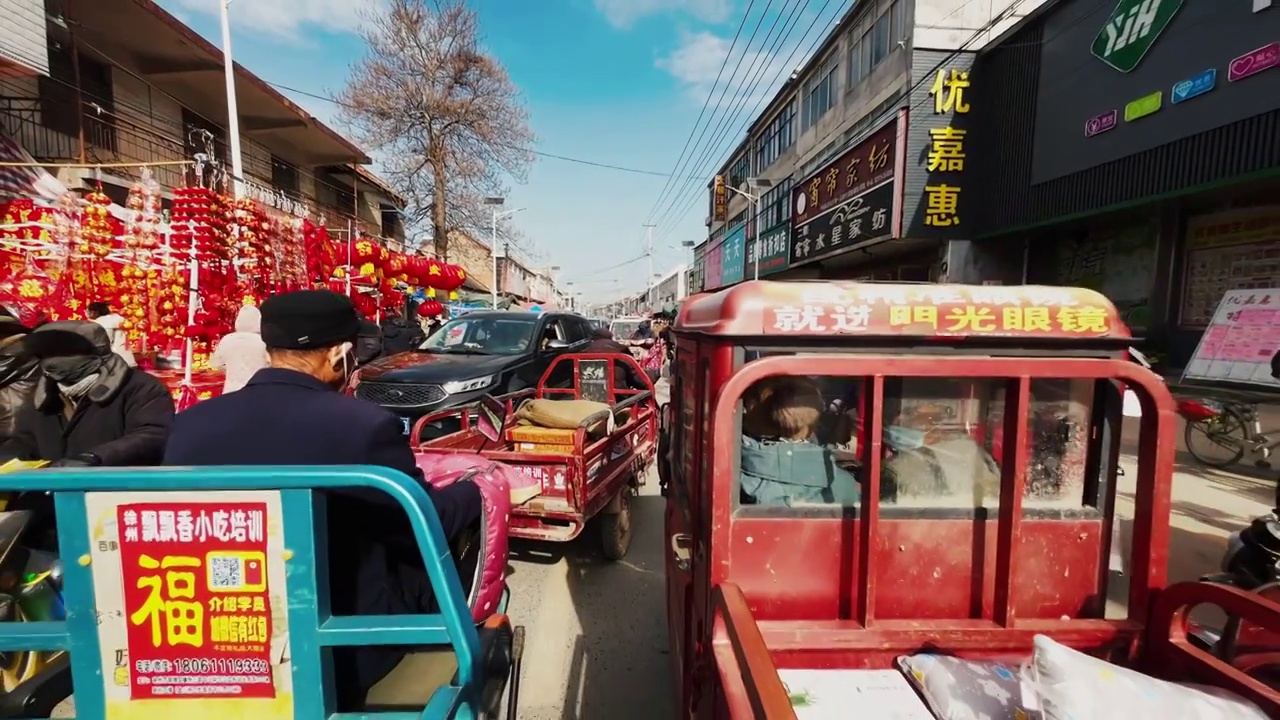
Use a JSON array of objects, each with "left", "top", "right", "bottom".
[
  {"left": 656, "top": 30, "right": 795, "bottom": 108},
  {"left": 594, "top": 0, "right": 732, "bottom": 28},
  {"left": 165, "top": 0, "right": 376, "bottom": 40}
]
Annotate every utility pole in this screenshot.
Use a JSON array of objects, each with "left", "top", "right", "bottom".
[{"left": 643, "top": 223, "right": 655, "bottom": 310}]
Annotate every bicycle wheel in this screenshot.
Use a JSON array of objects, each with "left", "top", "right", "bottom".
[{"left": 1184, "top": 406, "right": 1249, "bottom": 468}]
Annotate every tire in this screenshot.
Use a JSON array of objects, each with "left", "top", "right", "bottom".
[
  {"left": 600, "top": 486, "right": 634, "bottom": 561},
  {"left": 1184, "top": 406, "right": 1248, "bottom": 469}
]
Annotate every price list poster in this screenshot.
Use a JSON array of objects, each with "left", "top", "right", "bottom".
[{"left": 1184, "top": 288, "right": 1280, "bottom": 386}]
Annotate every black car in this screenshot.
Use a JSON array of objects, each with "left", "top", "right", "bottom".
[{"left": 351, "top": 310, "right": 594, "bottom": 436}]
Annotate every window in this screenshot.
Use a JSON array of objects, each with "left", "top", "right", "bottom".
[
  {"left": 381, "top": 207, "right": 403, "bottom": 239},
  {"left": 317, "top": 169, "right": 355, "bottom": 214},
  {"left": 732, "top": 362, "right": 1100, "bottom": 514},
  {"left": 846, "top": 31, "right": 863, "bottom": 88},
  {"left": 754, "top": 101, "right": 795, "bottom": 170},
  {"left": 891, "top": 0, "right": 907, "bottom": 44},
  {"left": 38, "top": 38, "right": 116, "bottom": 152},
  {"left": 801, "top": 54, "right": 838, "bottom": 131},
  {"left": 757, "top": 178, "right": 791, "bottom": 230},
  {"left": 270, "top": 156, "right": 300, "bottom": 199},
  {"left": 871, "top": 11, "right": 891, "bottom": 66},
  {"left": 727, "top": 153, "right": 750, "bottom": 190}
]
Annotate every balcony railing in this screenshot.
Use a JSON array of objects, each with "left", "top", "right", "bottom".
[{"left": 0, "top": 92, "right": 400, "bottom": 243}]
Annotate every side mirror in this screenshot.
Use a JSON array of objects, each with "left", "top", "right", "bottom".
[
  {"left": 476, "top": 394, "right": 507, "bottom": 444},
  {"left": 545, "top": 339, "right": 570, "bottom": 351}
]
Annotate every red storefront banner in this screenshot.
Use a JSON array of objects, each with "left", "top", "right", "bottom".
[{"left": 118, "top": 502, "right": 275, "bottom": 699}]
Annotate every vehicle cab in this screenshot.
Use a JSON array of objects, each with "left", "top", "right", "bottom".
[
  {"left": 351, "top": 310, "right": 594, "bottom": 436},
  {"left": 663, "top": 280, "right": 1280, "bottom": 718}
]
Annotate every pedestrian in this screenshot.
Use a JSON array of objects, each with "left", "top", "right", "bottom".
[
  {"left": 87, "top": 301, "right": 136, "bottom": 367},
  {"left": 381, "top": 308, "right": 426, "bottom": 355},
  {"left": 354, "top": 318, "right": 383, "bottom": 367},
  {"left": 584, "top": 326, "right": 650, "bottom": 390},
  {"left": 161, "top": 288, "right": 482, "bottom": 711},
  {"left": 0, "top": 320, "right": 174, "bottom": 466},
  {"left": 210, "top": 304, "right": 269, "bottom": 394},
  {"left": 0, "top": 308, "right": 38, "bottom": 445}
]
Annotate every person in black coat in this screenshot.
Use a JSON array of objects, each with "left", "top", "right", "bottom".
[
  {"left": 0, "top": 320, "right": 173, "bottom": 466},
  {"left": 162, "top": 289, "right": 482, "bottom": 710},
  {"left": 380, "top": 310, "right": 425, "bottom": 356}
]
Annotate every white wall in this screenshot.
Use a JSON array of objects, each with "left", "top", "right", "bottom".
[
  {"left": 913, "top": 0, "right": 1048, "bottom": 51},
  {"left": 0, "top": 0, "right": 48, "bottom": 76}
]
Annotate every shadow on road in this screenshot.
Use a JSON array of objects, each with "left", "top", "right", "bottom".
[{"left": 508, "top": 492, "right": 675, "bottom": 720}]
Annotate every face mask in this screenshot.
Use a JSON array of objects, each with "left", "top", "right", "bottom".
[
  {"left": 885, "top": 424, "right": 927, "bottom": 451},
  {"left": 40, "top": 355, "right": 103, "bottom": 385},
  {"left": 327, "top": 342, "right": 355, "bottom": 388}
]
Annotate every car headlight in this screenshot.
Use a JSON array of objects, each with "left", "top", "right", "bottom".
[{"left": 443, "top": 375, "right": 494, "bottom": 394}]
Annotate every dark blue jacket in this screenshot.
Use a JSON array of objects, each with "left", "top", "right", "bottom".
[{"left": 163, "top": 367, "right": 481, "bottom": 705}]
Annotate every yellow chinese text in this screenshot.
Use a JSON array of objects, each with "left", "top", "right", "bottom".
[
  {"left": 930, "top": 69, "right": 971, "bottom": 115},
  {"left": 923, "top": 184, "right": 961, "bottom": 227},
  {"left": 129, "top": 555, "right": 204, "bottom": 649},
  {"left": 926, "top": 127, "right": 967, "bottom": 173}
]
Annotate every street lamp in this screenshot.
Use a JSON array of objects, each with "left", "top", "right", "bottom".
[
  {"left": 726, "top": 178, "right": 773, "bottom": 281},
  {"left": 219, "top": 0, "right": 244, "bottom": 198},
  {"left": 483, "top": 197, "right": 525, "bottom": 309}
]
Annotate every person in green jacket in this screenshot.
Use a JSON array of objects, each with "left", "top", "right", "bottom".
[{"left": 739, "top": 377, "right": 859, "bottom": 507}]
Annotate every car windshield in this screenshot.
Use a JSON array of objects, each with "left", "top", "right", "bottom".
[
  {"left": 419, "top": 315, "right": 537, "bottom": 355},
  {"left": 611, "top": 320, "right": 643, "bottom": 339}
]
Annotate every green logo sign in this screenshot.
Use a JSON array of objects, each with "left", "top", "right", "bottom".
[
  {"left": 1092, "top": 0, "right": 1183, "bottom": 73},
  {"left": 1124, "top": 90, "right": 1163, "bottom": 121}
]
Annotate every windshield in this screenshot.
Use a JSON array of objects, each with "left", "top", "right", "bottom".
[
  {"left": 611, "top": 320, "right": 644, "bottom": 339},
  {"left": 419, "top": 316, "right": 537, "bottom": 355}
]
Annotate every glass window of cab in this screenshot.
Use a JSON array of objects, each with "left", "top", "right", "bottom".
[{"left": 733, "top": 350, "right": 1101, "bottom": 517}]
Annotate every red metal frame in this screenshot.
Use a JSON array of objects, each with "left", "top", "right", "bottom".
[{"left": 415, "top": 353, "right": 658, "bottom": 543}]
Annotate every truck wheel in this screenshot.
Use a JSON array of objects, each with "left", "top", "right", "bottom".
[{"left": 600, "top": 486, "right": 634, "bottom": 561}]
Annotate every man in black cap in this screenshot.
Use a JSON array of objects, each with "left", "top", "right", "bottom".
[
  {"left": 162, "top": 289, "right": 482, "bottom": 708},
  {"left": 0, "top": 320, "right": 173, "bottom": 466}
]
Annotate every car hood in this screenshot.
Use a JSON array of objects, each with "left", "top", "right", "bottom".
[{"left": 358, "top": 351, "right": 515, "bottom": 383}]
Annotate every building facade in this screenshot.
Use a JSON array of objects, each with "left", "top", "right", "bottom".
[
  {"left": 968, "top": 0, "right": 1280, "bottom": 366},
  {"left": 695, "top": 0, "right": 1044, "bottom": 289},
  {"left": 0, "top": 0, "right": 404, "bottom": 243}
]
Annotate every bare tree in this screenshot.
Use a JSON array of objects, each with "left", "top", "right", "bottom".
[{"left": 338, "top": 0, "right": 534, "bottom": 261}]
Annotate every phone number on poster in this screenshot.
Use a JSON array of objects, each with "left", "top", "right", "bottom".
[{"left": 136, "top": 657, "right": 270, "bottom": 674}]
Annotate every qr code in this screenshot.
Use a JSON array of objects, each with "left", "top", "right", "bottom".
[{"left": 209, "top": 556, "right": 243, "bottom": 589}]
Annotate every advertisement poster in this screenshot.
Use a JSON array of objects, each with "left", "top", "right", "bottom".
[
  {"left": 1180, "top": 207, "right": 1280, "bottom": 327},
  {"left": 1183, "top": 288, "right": 1280, "bottom": 386},
  {"left": 1053, "top": 222, "right": 1157, "bottom": 331},
  {"left": 86, "top": 491, "right": 292, "bottom": 720}
]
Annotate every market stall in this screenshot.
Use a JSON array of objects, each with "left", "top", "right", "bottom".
[{"left": 0, "top": 164, "right": 466, "bottom": 409}]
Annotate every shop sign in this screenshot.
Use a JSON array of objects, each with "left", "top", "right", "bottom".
[
  {"left": 904, "top": 60, "right": 971, "bottom": 236},
  {"left": 790, "top": 182, "right": 893, "bottom": 266},
  {"left": 720, "top": 223, "right": 746, "bottom": 286},
  {"left": 1171, "top": 68, "right": 1216, "bottom": 104},
  {"left": 1084, "top": 109, "right": 1118, "bottom": 137},
  {"left": 791, "top": 119, "right": 896, "bottom": 228},
  {"left": 762, "top": 284, "right": 1117, "bottom": 338},
  {"left": 1124, "top": 91, "right": 1163, "bottom": 122},
  {"left": 705, "top": 240, "right": 724, "bottom": 289},
  {"left": 1180, "top": 206, "right": 1280, "bottom": 327},
  {"left": 712, "top": 176, "right": 728, "bottom": 223},
  {"left": 746, "top": 224, "right": 790, "bottom": 277},
  {"left": 1228, "top": 42, "right": 1280, "bottom": 82},
  {"left": 1091, "top": 0, "right": 1183, "bottom": 74}
]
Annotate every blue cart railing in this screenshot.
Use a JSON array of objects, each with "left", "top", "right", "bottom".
[{"left": 0, "top": 465, "right": 499, "bottom": 720}]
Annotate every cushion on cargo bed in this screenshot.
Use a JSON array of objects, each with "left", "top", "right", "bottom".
[{"left": 896, "top": 654, "right": 1040, "bottom": 719}]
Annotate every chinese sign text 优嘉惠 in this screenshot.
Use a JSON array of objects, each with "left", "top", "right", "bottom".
[
  {"left": 118, "top": 502, "right": 276, "bottom": 700},
  {"left": 923, "top": 67, "right": 971, "bottom": 229}
]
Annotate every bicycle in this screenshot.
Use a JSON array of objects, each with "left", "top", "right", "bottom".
[{"left": 1181, "top": 397, "right": 1280, "bottom": 469}]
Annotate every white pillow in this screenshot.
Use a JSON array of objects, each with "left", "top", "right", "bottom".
[{"left": 1024, "top": 634, "right": 1268, "bottom": 720}]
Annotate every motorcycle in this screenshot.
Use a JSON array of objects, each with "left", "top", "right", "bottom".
[{"left": 0, "top": 507, "right": 71, "bottom": 717}]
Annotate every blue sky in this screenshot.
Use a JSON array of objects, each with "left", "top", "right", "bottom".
[{"left": 157, "top": 0, "right": 811, "bottom": 304}]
